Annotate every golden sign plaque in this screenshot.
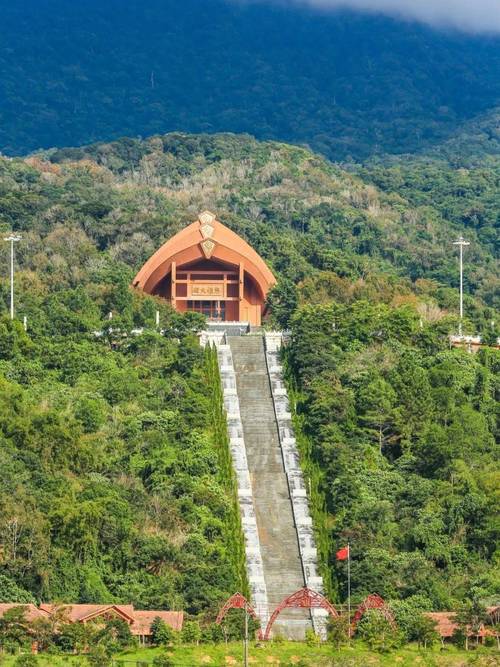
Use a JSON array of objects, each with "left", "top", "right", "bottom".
[{"left": 190, "top": 284, "right": 224, "bottom": 298}]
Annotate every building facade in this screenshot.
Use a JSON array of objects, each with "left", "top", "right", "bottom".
[{"left": 133, "top": 211, "right": 276, "bottom": 326}]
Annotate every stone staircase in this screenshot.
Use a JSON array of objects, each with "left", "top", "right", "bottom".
[{"left": 228, "top": 335, "right": 312, "bottom": 639}]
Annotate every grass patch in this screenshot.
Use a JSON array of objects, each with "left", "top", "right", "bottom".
[
  {"left": 0, "top": 642, "right": 497, "bottom": 666},
  {"left": 115, "top": 641, "right": 498, "bottom": 666}
]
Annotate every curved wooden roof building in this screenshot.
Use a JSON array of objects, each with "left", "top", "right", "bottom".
[{"left": 133, "top": 211, "right": 276, "bottom": 326}]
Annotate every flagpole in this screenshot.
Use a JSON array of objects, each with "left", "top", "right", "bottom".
[
  {"left": 347, "top": 542, "right": 351, "bottom": 641},
  {"left": 243, "top": 602, "right": 248, "bottom": 667}
]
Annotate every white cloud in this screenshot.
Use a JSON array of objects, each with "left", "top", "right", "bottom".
[{"left": 240, "top": 0, "right": 500, "bottom": 34}]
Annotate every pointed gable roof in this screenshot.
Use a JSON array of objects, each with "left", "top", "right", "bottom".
[
  {"left": 0, "top": 603, "right": 184, "bottom": 636},
  {"left": 133, "top": 211, "right": 276, "bottom": 298},
  {"left": 39, "top": 604, "right": 135, "bottom": 624}
]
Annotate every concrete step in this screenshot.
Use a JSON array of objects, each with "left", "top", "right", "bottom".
[{"left": 228, "top": 335, "right": 312, "bottom": 640}]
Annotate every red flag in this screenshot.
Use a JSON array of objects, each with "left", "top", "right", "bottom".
[{"left": 336, "top": 545, "right": 349, "bottom": 561}]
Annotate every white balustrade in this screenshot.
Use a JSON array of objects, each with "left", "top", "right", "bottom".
[
  {"left": 264, "top": 331, "right": 327, "bottom": 638},
  {"left": 200, "top": 332, "right": 270, "bottom": 629}
]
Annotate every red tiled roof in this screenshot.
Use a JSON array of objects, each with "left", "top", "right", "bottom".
[
  {"left": 132, "top": 610, "right": 184, "bottom": 636},
  {"left": 0, "top": 604, "right": 50, "bottom": 623},
  {"left": 2, "top": 603, "right": 184, "bottom": 636},
  {"left": 425, "top": 612, "right": 459, "bottom": 638},
  {"left": 425, "top": 612, "right": 491, "bottom": 638},
  {"left": 39, "top": 604, "right": 135, "bottom": 624}
]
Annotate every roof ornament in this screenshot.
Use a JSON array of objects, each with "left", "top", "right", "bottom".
[
  {"left": 200, "top": 222, "right": 215, "bottom": 240},
  {"left": 199, "top": 211, "right": 216, "bottom": 241},
  {"left": 198, "top": 210, "right": 216, "bottom": 225},
  {"left": 198, "top": 211, "right": 217, "bottom": 254},
  {"left": 201, "top": 238, "right": 216, "bottom": 259}
]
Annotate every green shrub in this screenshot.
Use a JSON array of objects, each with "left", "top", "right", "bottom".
[
  {"left": 152, "top": 653, "right": 174, "bottom": 667},
  {"left": 389, "top": 596, "right": 434, "bottom": 641},
  {"left": 305, "top": 628, "right": 320, "bottom": 646},
  {"left": 181, "top": 620, "right": 201, "bottom": 645},
  {"left": 150, "top": 617, "right": 177, "bottom": 646},
  {"left": 96, "top": 618, "right": 133, "bottom": 651},
  {"left": 328, "top": 615, "right": 350, "bottom": 648},
  {"left": 357, "top": 609, "right": 402, "bottom": 653},
  {"left": 13, "top": 656, "right": 38, "bottom": 667},
  {"left": 412, "top": 614, "right": 440, "bottom": 649},
  {"left": 200, "top": 622, "right": 224, "bottom": 644},
  {"left": 87, "top": 644, "right": 112, "bottom": 667}
]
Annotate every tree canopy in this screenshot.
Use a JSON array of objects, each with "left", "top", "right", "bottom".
[{"left": 0, "top": 132, "right": 497, "bottom": 618}]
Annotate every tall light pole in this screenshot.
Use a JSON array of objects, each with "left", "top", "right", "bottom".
[
  {"left": 3, "top": 234, "right": 22, "bottom": 320},
  {"left": 453, "top": 236, "right": 469, "bottom": 336}
]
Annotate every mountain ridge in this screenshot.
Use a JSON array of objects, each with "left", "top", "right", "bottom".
[{"left": 1, "top": 0, "right": 499, "bottom": 159}]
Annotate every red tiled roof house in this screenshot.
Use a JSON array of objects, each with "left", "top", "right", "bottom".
[
  {"left": 0, "top": 603, "right": 183, "bottom": 646},
  {"left": 425, "top": 608, "right": 499, "bottom": 645}
]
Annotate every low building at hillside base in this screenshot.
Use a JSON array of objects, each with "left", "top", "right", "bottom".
[
  {"left": 0, "top": 603, "right": 183, "bottom": 648},
  {"left": 133, "top": 211, "right": 276, "bottom": 327}
]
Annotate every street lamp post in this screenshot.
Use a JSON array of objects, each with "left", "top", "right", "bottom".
[
  {"left": 453, "top": 236, "right": 469, "bottom": 337},
  {"left": 3, "top": 234, "right": 22, "bottom": 320}
]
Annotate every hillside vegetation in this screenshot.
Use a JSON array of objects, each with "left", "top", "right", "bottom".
[
  {"left": 42, "top": 132, "right": 499, "bottom": 318},
  {"left": 286, "top": 301, "right": 498, "bottom": 612},
  {"left": 0, "top": 0, "right": 499, "bottom": 159},
  {"left": 0, "top": 306, "right": 247, "bottom": 614},
  {"left": 357, "top": 109, "right": 499, "bottom": 309},
  {"left": 0, "top": 133, "right": 498, "bottom": 620}
]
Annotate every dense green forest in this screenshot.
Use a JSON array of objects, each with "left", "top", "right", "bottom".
[
  {"left": 0, "top": 303, "right": 246, "bottom": 613},
  {"left": 356, "top": 110, "right": 499, "bottom": 309},
  {"left": 0, "top": 0, "right": 499, "bottom": 159},
  {"left": 0, "top": 133, "right": 498, "bottom": 619},
  {"left": 285, "top": 302, "right": 499, "bottom": 613}
]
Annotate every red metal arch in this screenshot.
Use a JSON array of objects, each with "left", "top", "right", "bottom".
[
  {"left": 216, "top": 593, "right": 263, "bottom": 640},
  {"left": 264, "top": 587, "right": 339, "bottom": 640},
  {"left": 352, "top": 594, "right": 396, "bottom": 630}
]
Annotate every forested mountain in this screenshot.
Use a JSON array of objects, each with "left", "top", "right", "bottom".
[
  {"left": 413, "top": 108, "right": 500, "bottom": 167},
  {"left": 0, "top": 133, "right": 498, "bottom": 617},
  {"left": 0, "top": 0, "right": 499, "bottom": 160},
  {"left": 356, "top": 110, "right": 499, "bottom": 310}
]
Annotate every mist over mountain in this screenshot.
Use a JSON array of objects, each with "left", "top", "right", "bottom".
[
  {"left": 0, "top": 0, "right": 499, "bottom": 159},
  {"left": 243, "top": 0, "right": 500, "bottom": 34}
]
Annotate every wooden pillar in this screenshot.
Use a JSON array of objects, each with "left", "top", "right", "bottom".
[
  {"left": 239, "top": 262, "right": 244, "bottom": 323},
  {"left": 171, "top": 261, "right": 176, "bottom": 310}
]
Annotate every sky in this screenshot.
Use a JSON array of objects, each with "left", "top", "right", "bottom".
[{"left": 241, "top": 0, "right": 500, "bottom": 33}]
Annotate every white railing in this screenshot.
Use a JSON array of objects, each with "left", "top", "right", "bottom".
[
  {"left": 264, "top": 331, "right": 328, "bottom": 638},
  {"left": 200, "top": 332, "right": 270, "bottom": 630}
]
